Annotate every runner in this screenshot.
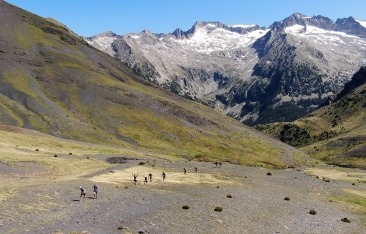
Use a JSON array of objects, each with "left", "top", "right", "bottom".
[
  {"left": 194, "top": 166, "right": 198, "bottom": 173},
  {"left": 162, "top": 172, "right": 166, "bottom": 181},
  {"left": 148, "top": 173, "right": 153, "bottom": 182},
  {"left": 144, "top": 176, "right": 148, "bottom": 185},
  {"left": 184, "top": 168, "right": 187, "bottom": 175},
  {"left": 133, "top": 174, "right": 138, "bottom": 185},
  {"left": 80, "top": 186, "right": 86, "bottom": 201},
  {"left": 92, "top": 184, "right": 99, "bottom": 199}
]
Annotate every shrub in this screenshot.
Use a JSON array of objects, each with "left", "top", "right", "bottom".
[
  {"left": 284, "top": 197, "right": 290, "bottom": 201},
  {"left": 214, "top": 206, "right": 223, "bottom": 212},
  {"left": 69, "top": 152, "right": 72, "bottom": 155},
  {"left": 54, "top": 155, "right": 57, "bottom": 157},
  {"left": 227, "top": 194, "right": 232, "bottom": 198},
  {"left": 139, "top": 162, "right": 145, "bottom": 165},
  {"left": 182, "top": 205, "right": 190, "bottom": 210},
  {"left": 35, "top": 149, "right": 39, "bottom": 151},
  {"left": 341, "top": 217, "right": 351, "bottom": 223},
  {"left": 309, "top": 209, "right": 317, "bottom": 215},
  {"left": 267, "top": 172, "right": 272, "bottom": 176}
]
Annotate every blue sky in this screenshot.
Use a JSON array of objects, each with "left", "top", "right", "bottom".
[{"left": 5, "top": 0, "right": 366, "bottom": 37}]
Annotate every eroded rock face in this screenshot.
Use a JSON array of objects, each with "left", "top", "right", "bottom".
[{"left": 87, "top": 14, "right": 366, "bottom": 125}]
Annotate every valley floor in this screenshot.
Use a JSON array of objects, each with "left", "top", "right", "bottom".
[{"left": 0, "top": 157, "right": 365, "bottom": 234}]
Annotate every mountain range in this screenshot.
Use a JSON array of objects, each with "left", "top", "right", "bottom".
[
  {"left": 86, "top": 13, "right": 366, "bottom": 125},
  {"left": 0, "top": 1, "right": 307, "bottom": 168}
]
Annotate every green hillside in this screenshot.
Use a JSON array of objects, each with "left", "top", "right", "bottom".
[
  {"left": 256, "top": 67, "right": 366, "bottom": 168},
  {"left": 0, "top": 2, "right": 309, "bottom": 168}
]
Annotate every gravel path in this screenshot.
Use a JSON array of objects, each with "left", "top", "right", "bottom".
[{"left": 0, "top": 159, "right": 365, "bottom": 234}]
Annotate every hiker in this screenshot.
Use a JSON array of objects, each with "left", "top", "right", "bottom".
[
  {"left": 194, "top": 166, "right": 198, "bottom": 173},
  {"left": 184, "top": 168, "right": 187, "bottom": 175},
  {"left": 148, "top": 173, "right": 153, "bottom": 182},
  {"left": 144, "top": 176, "right": 148, "bottom": 185},
  {"left": 133, "top": 174, "right": 138, "bottom": 185},
  {"left": 214, "top": 161, "right": 218, "bottom": 168},
  {"left": 92, "top": 184, "right": 99, "bottom": 199},
  {"left": 80, "top": 186, "right": 86, "bottom": 201},
  {"left": 219, "top": 161, "right": 222, "bottom": 167},
  {"left": 162, "top": 172, "right": 166, "bottom": 181}
]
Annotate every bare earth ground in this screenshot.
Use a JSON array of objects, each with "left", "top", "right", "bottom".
[{"left": 0, "top": 157, "right": 365, "bottom": 234}]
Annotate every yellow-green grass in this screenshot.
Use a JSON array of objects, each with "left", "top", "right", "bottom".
[
  {"left": 0, "top": 126, "right": 124, "bottom": 174},
  {"left": 330, "top": 193, "right": 366, "bottom": 217}
]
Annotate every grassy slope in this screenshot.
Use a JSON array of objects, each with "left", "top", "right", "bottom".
[
  {"left": 256, "top": 67, "right": 366, "bottom": 168},
  {"left": 0, "top": 2, "right": 310, "bottom": 168}
]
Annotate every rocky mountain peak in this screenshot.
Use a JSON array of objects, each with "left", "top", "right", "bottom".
[
  {"left": 87, "top": 31, "right": 117, "bottom": 39},
  {"left": 333, "top": 17, "right": 366, "bottom": 37},
  {"left": 168, "top": 21, "right": 262, "bottom": 39},
  {"left": 270, "top": 13, "right": 333, "bottom": 30}
]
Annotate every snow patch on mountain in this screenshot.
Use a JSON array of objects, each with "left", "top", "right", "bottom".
[
  {"left": 231, "top": 24, "right": 256, "bottom": 28},
  {"left": 85, "top": 34, "right": 118, "bottom": 56},
  {"left": 175, "top": 25, "right": 269, "bottom": 53},
  {"left": 356, "top": 19, "right": 366, "bottom": 28},
  {"left": 285, "top": 24, "right": 306, "bottom": 34},
  {"left": 285, "top": 25, "right": 366, "bottom": 49}
]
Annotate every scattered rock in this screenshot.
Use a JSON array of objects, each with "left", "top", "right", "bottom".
[
  {"left": 54, "top": 155, "right": 57, "bottom": 157},
  {"left": 309, "top": 209, "right": 317, "bottom": 215},
  {"left": 341, "top": 217, "right": 351, "bottom": 223},
  {"left": 284, "top": 197, "right": 290, "bottom": 201},
  {"left": 182, "top": 205, "right": 190, "bottom": 210},
  {"left": 214, "top": 206, "right": 223, "bottom": 212},
  {"left": 35, "top": 149, "right": 39, "bottom": 151},
  {"left": 267, "top": 172, "right": 272, "bottom": 176},
  {"left": 227, "top": 194, "right": 232, "bottom": 198}
]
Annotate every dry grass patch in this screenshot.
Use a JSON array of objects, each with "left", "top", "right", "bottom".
[
  {"left": 89, "top": 166, "right": 236, "bottom": 185},
  {"left": 304, "top": 167, "right": 366, "bottom": 182}
]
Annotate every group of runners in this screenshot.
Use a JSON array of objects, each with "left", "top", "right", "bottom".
[
  {"left": 133, "top": 171, "right": 166, "bottom": 186},
  {"left": 79, "top": 162, "right": 221, "bottom": 201},
  {"left": 79, "top": 184, "right": 98, "bottom": 201}
]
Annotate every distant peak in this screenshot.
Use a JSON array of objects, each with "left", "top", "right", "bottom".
[
  {"left": 169, "top": 21, "right": 261, "bottom": 39},
  {"left": 141, "top": 29, "right": 152, "bottom": 34},
  {"left": 292, "top": 12, "right": 307, "bottom": 18},
  {"left": 96, "top": 31, "right": 117, "bottom": 37},
  {"left": 270, "top": 13, "right": 333, "bottom": 30}
]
